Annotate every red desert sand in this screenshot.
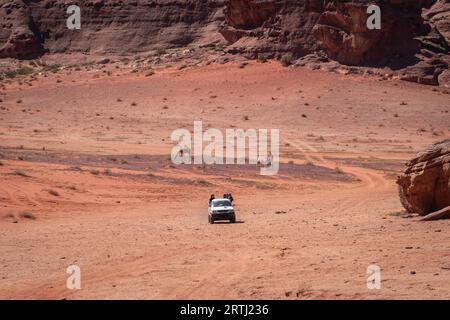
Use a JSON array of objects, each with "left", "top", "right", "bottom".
[{"left": 0, "top": 61, "right": 449, "bottom": 299}]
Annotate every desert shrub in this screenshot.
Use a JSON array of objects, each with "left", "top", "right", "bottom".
[
  {"left": 120, "top": 58, "right": 130, "bottom": 65},
  {"left": 257, "top": 54, "right": 268, "bottom": 63},
  {"left": 156, "top": 48, "right": 167, "bottom": 56},
  {"left": 196, "top": 179, "right": 211, "bottom": 186},
  {"left": 13, "top": 169, "right": 29, "bottom": 177},
  {"left": 428, "top": 55, "right": 447, "bottom": 66},
  {"left": 48, "top": 189, "right": 60, "bottom": 196},
  {"left": 19, "top": 211, "right": 36, "bottom": 220},
  {"left": 43, "top": 64, "right": 61, "bottom": 73},
  {"left": 215, "top": 44, "right": 225, "bottom": 51},
  {"left": 17, "top": 66, "right": 34, "bottom": 75},
  {"left": 280, "top": 53, "right": 293, "bottom": 67},
  {"left": 1, "top": 66, "right": 34, "bottom": 79},
  {"left": 334, "top": 167, "right": 344, "bottom": 174}
]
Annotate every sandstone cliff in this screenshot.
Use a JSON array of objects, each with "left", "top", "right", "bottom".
[
  {"left": 220, "top": 0, "right": 449, "bottom": 84},
  {"left": 0, "top": 0, "right": 226, "bottom": 58}
]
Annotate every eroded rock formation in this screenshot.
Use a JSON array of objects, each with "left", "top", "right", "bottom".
[
  {"left": 220, "top": 0, "right": 449, "bottom": 84},
  {"left": 397, "top": 140, "right": 450, "bottom": 217}
]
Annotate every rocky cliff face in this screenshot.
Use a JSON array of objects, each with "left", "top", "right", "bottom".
[
  {"left": 0, "top": 0, "right": 226, "bottom": 58},
  {"left": 397, "top": 140, "right": 450, "bottom": 216},
  {"left": 0, "top": 0, "right": 44, "bottom": 58},
  {"left": 220, "top": 0, "right": 449, "bottom": 84},
  {"left": 0, "top": 0, "right": 449, "bottom": 84},
  {"left": 313, "top": 0, "right": 433, "bottom": 66},
  {"left": 220, "top": 0, "right": 323, "bottom": 58},
  {"left": 221, "top": 0, "right": 448, "bottom": 63}
]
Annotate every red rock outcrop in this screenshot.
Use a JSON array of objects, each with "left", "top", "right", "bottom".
[{"left": 397, "top": 140, "right": 450, "bottom": 216}]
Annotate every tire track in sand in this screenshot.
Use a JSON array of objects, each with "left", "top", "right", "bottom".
[{"left": 281, "top": 137, "right": 392, "bottom": 217}]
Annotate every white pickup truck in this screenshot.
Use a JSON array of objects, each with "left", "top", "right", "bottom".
[{"left": 208, "top": 198, "right": 236, "bottom": 224}]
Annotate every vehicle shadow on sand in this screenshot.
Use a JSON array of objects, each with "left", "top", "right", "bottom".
[{"left": 212, "top": 220, "right": 245, "bottom": 224}]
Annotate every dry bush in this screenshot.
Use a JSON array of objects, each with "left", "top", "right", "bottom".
[
  {"left": 19, "top": 211, "right": 36, "bottom": 220},
  {"left": 257, "top": 54, "right": 268, "bottom": 63},
  {"left": 334, "top": 167, "right": 344, "bottom": 174},
  {"left": 196, "top": 179, "right": 212, "bottom": 186},
  {"left": 13, "top": 169, "right": 29, "bottom": 177},
  {"left": 280, "top": 53, "right": 293, "bottom": 67},
  {"left": 48, "top": 189, "right": 60, "bottom": 197}
]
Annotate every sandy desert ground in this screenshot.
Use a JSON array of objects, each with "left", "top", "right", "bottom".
[{"left": 0, "top": 61, "right": 449, "bottom": 299}]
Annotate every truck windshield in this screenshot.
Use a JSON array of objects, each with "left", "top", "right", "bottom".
[{"left": 213, "top": 200, "right": 231, "bottom": 207}]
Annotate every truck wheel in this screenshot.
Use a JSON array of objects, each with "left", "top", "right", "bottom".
[{"left": 230, "top": 216, "right": 236, "bottom": 223}]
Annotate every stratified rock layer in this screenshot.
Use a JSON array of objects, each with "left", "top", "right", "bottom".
[{"left": 0, "top": 0, "right": 226, "bottom": 58}]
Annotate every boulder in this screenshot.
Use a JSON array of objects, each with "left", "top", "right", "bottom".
[
  {"left": 397, "top": 140, "right": 450, "bottom": 216},
  {"left": 400, "top": 60, "right": 447, "bottom": 86},
  {"left": 438, "top": 68, "right": 450, "bottom": 87}
]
